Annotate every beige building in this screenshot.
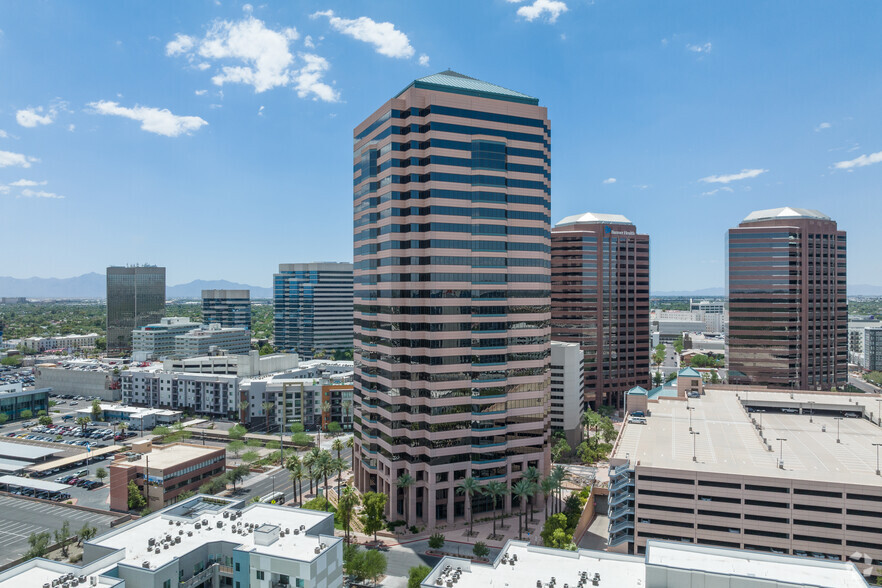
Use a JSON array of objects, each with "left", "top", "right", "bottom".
[{"left": 609, "top": 385, "right": 882, "bottom": 568}]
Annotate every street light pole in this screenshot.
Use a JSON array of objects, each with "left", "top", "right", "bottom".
[
  {"left": 691, "top": 431, "right": 700, "bottom": 462},
  {"left": 834, "top": 417, "right": 843, "bottom": 443},
  {"left": 873, "top": 443, "right": 882, "bottom": 476},
  {"left": 876, "top": 399, "right": 882, "bottom": 427},
  {"left": 808, "top": 401, "right": 814, "bottom": 423},
  {"left": 687, "top": 405, "right": 695, "bottom": 432},
  {"left": 776, "top": 438, "right": 787, "bottom": 469}
]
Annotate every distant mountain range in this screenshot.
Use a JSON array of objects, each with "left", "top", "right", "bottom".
[
  {"left": 0, "top": 274, "right": 272, "bottom": 299},
  {"left": 653, "top": 285, "right": 882, "bottom": 297}
]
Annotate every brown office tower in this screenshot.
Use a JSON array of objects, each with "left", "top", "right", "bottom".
[
  {"left": 727, "top": 207, "right": 847, "bottom": 389},
  {"left": 351, "top": 71, "right": 552, "bottom": 528},
  {"left": 551, "top": 213, "right": 651, "bottom": 409}
]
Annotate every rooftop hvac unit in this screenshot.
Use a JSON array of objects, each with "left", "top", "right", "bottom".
[{"left": 142, "top": 561, "right": 150, "bottom": 569}]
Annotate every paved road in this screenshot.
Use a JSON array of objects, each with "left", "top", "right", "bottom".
[
  {"left": 0, "top": 494, "right": 119, "bottom": 564},
  {"left": 238, "top": 445, "right": 353, "bottom": 503},
  {"left": 849, "top": 374, "right": 882, "bottom": 395}
]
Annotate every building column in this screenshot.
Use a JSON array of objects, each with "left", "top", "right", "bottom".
[
  {"left": 407, "top": 484, "right": 417, "bottom": 524},
  {"left": 447, "top": 486, "right": 455, "bottom": 526},
  {"left": 427, "top": 485, "right": 436, "bottom": 530}
]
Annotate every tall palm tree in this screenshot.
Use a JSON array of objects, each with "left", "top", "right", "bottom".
[
  {"left": 338, "top": 485, "right": 360, "bottom": 543},
  {"left": 303, "top": 447, "right": 321, "bottom": 495},
  {"left": 345, "top": 436, "right": 354, "bottom": 451},
  {"left": 456, "top": 477, "right": 481, "bottom": 537},
  {"left": 318, "top": 450, "right": 334, "bottom": 509},
  {"left": 332, "top": 456, "right": 347, "bottom": 497},
  {"left": 397, "top": 472, "right": 415, "bottom": 522},
  {"left": 483, "top": 481, "right": 508, "bottom": 537},
  {"left": 512, "top": 479, "right": 532, "bottom": 540},
  {"left": 341, "top": 400, "right": 352, "bottom": 430},
  {"left": 286, "top": 455, "right": 305, "bottom": 506},
  {"left": 261, "top": 401, "right": 275, "bottom": 433},
  {"left": 551, "top": 465, "right": 568, "bottom": 514},
  {"left": 240, "top": 400, "right": 249, "bottom": 423},
  {"left": 332, "top": 438, "right": 344, "bottom": 461},
  {"left": 524, "top": 466, "right": 541, "bottom": 522},
  {"left": 582, "top": 410, "right": 601, "bottom": 448},
  {"left": 540, "top": 476, "right": 556, "bottom": 519}
]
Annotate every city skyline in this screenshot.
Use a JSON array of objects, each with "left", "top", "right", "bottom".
[{"left": 3, "top": 2, "right": 882, "bottom": 291}]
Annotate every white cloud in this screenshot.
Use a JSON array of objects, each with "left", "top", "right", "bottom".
[
  {"left": 0, "top": 129, "right": 7, "bottom": 138},
  {"left": 195, "top": 89, "right": 208, "bottom": 96},
  {"left": 699, "top": 168, "right": 767, "bottom": 184},
  {"left": 20, "top": 188, "right": 64, "bottom": 199},
  {"left": 687, "top": 42, "right": 712, "bottom": 53},
  {"left": 0, "top": 150, "right": 37, "bottom": 168},
  {"left": 312, "top": 10, "right": 414, "bottom": 58},
  {"left": 507, "top": 0, "right": 569, "bottom": 23},
  {"left": 602, "top": 177, "right": 616, "bottom": 184},
  {"left": 168, "top": 16, "right": 338, "bottom": 100},
  {"left": 166, "top": 34, "right": 195, "bottom": 56},
  {"left": 418, "top": 53, "right": 430, "bottom": 67},
  {"left": 16, "top": 106, "right": 55, "bottom": 127},
  {"left": 303, "top": 35, "right": 315, "bottom": 49},
  {"left": 815, "top": 122, "right": 832, "bottom": 132},
  {"left": 10, "top": 179, "right": 47, "bottom": 186},
  {"left": 68, "top": 124, "right": 75, "bottom": 132},
  {"left": 700, "top": 186, "right": 734, "bottom": 196},
  {"left": 833, "top": 150, "right": 882, "bottom": 170},
  {"left": 258, "top": 105, "right": 265, "bottom": 116},
  {"left": 87, "top": 101, "right": 208, "bottom": 137},
  {"left": 633, "top": 184, "right": 649, "bottom": 190},
  {"left": 0, "top": 185, "right": 8, "bottom": 194}
]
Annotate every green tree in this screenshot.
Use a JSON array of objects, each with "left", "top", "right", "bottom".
[
  {"left": 287, "top": 455, "right": 305, "bottom": 505},
  {"left": 512, "top": 478, "right": 533, "bottom": 540},
  {"left": 551, "top": 437, "right": 571, "bottom": 462},
  {"left": 76, "top": 523, "right": 97, "bottom": 547},
  {"left": 581, "top": 408, "right": 601, "bottom": 447},
  {"left": 653, "top": 371, "right": 664, "bottom": 386},
  {"left": 653, "top": 343, "right": 666, "bottom": 373},
  {"left": 332, "top": 437, "right": 345, "bottom": 460},
  {"left": 550, "top": 465, "right": 568, "bottom": 515},
  {"left": 241, "top": 450, "right": 259, "bottom": 464},
  {"left": 227, "top": 464, "right": 249, "bottom": 489},
  {"left": 408, "top": 565, "right": 433, "bottom": 588},
  {"left": 472, "top": 541, "right": 489, "bottom": 558},
  {"left": 54, "top": 520, "right": 72, "bottom": 557},
  {"left": 428, "top": 532, "right": 445, "bottom": 549},
  {"left": 540, "top": 476, "right": 556, "bottom": 518},
  {"left": 152, "top": 425, "right": 171, "bottom": 439},
  {"left": 337, "top": 485, "right": 361, "bottom": 542},
  {"left": 0, "top": 413, "right": 8, "bottom": 426},
  {"left": 362, "top": 549, "right": 387, "bottom": 586},
  {"left": 259, "top": 343, "right": 274, "bottom": 355},
  {"left": 673, "top": 336, "right": 684, "bottom": 354},
  {"left": 344, "top": 544, "right": 365, "bottom": 582},
  {"left": 95, "top": 337, "right": 106, "bottom": 351},
  {"left": 0, "top": 356, "right": 23, "bottom": 367},
  {"left": 95, "top": 467, "right": 108, "bottom": 482},
  {"left": 327, "top": 421, "right": 342, "bottom": 435},
  {"left": 127, "top": 480, "right": 146, "bottom": 510},
  {"left": 541, "top": 513, "right": 572, "bottom": 548},
  {"left": 456, "top": 476, "right": 481, "bottom": 537},
  {"left": 261, "top": 402, "right": 275, "bottom": 433},
  {"left": 20, "top": 409, "right": 33, "bottom": 420},
  {"left": 228, "top": 424, "right": 247, "bottom": 440},
  {"left": 304, "top": 447, "right": 321, "bottom": 495},
  {"left": 291, "top": 432, "right": 311, "bottom": 446},
  {"left": 91, "top": 398, "right": 102, "bottom": 422},
  {"left": 600, "top": 417, "right": 617, "bottom": 444},
  {"left": 360, "top": 491, "right": 388, "bottom": 542},
  {"left": 710, "top": 371, "right": 720, "bottom": 384},
  {"left": 228, "top": 440, "right": 245, "bottom": 458},
  {"left": 332, "top": 456, "right": 347, "bottom": 497},
  {"left": 397, "top": 472, "right": 415, "bottom": 522},
  {"left": 483, "top": 480, "right": 509, "bottom": 538},
  {"left": 25, "top": 531, "right": 51, "bottom": 559},
  {"left": 38, "top": 415, "right": 53, "bottom": 426}
]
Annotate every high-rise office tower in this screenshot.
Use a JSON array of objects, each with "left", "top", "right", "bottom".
[
  {"left": 202, "top": 289, "right": 252, "bottom": 330},
  {"left": 273, "top": 262, "right": 353, "bottom": 357},
  {"left": 727, "top": 207, "right": 847, "bottom": 389},
  {"left": 351, "top": 71, "right": 552, "bottom": 528},
  {"left": 551, "top": 213, "right": 651, "bottom": 409},
  {"left": 106, "top": 265, "right": 166, "bottom": 351}
]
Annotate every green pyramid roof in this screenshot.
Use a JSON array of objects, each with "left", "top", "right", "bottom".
[
  {"left": 678, "top": 367, "right": 702, "bottom": 378},
  {"left": 396, "top": 70, "right": 539, "bottom": 105}
]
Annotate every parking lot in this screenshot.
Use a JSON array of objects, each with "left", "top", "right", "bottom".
[{"left": 0, "top": 494, "right": 121, "bottom": 564}]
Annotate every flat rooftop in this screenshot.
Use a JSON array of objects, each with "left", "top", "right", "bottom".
[
  {"left": 614, "top": 387, "right": 882, "bottom": 485},
  {"left": 116, "top": 444, "right": 222, "bottom": 470},
  {"left": 92, "top": 498, "right": 336, "bottom": 571},
  {"left": 0, "top": 440, "right": 62, "bottom": 462}
]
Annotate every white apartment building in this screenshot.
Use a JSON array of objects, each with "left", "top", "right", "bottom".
[
  {"left": 849, "top": 317, "right": 882, "bottom": 365},
  {"left": 121, "top": 370, "right": 240, "bottom": 419},
  {"left": 22, "top": 333, "right": 99, "bottom": 352},
  {"left": 173, "top": 324, "right": 251, "bottom": 358},
  {"left": 550, "top": 341, "right": 585, "bottom": 446},
  {"left": 864, "top": 327, "right": 882, "bottom": 372},
  {"left": 132, "top": 317, "right": 202, "bottom": 361}
]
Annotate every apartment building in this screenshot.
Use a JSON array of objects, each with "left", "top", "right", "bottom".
[
  {"left": 202, "top": 289, "right": 252, "bottom": 330},
  {"left": 608, "top": 386, "right": 882, "bottom": 566},
  {"left": 551, "top": 212, "right": 651, "bottom": 408},
  {"left": 106, "top": 265, "right": 166, "bottom": 351},
  {"left": 132, "top": 317, "right": 201, "bottom": 361},
  {"left": 121, "top": 370, "right": 239, "bottom": 418},
  {"left": 352, "top": 70, "right": 552, "bottom": 528},
  {"left": 550, "top": 341, "right": 584, "bottom": 446},
  {"left": 864, "top": 327, "right": 882, "bottom": 372},
  {"left": 21, "top": 333, "right": 99, "bottom": 352},
  {"left": 727, "top": 207, "right": 847, "bottom": 390},
  {"left": 0, "top": 496, "right": 342, "bottom": 588}
]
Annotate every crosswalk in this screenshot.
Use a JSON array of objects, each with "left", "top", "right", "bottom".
[{"left": 0, "top": 495, "right": 117, "bottom": 563}]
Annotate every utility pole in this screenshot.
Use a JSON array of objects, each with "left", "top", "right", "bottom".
[
  {"left": 873, "top": 443, "right": 882, "bottom": 476},
  {"left": 776, "top": 438, "right": 786, "bottom": 469},
  {"left": 691, "top": 431, "right": 700, "bottom": 462},
  {"left": 686, "top": 405, "right": 695, "bottom": 432},
  {"left": 834, "top": 417, "right": 843, "bottom": 443},
  {"left": 808, "top": 401, "right": 814, "bottom": 423}
]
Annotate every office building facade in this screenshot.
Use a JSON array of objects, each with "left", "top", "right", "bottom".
[
  {"left": 273, "top": 262, "right": 353, "bottom": 357},
  {"left": 551, "top": 213, "right": 651, "bottom": 408},
  {"left": 173, "top": 324, "right": 251, "bottom": 358},
  {"left": 550, "top": 341, "right": 585, "bottom": 446},
  {"left": 202, "top": 289, "right": 252, "bottom": 330},
  {"left": 351, "top": 70, "right": 552, "bottom": 528},
  {"left": 727, "top": 208, "right": 847, "bottom": 389},
  {"left": 106, "top": 266, "right": 166, "bottom": 351},
  {"left": 131, "top": 317, "right": 201, "bottom": 361},
  {"left": 864, "top": 327, "right": 882, "bottom": 371}
]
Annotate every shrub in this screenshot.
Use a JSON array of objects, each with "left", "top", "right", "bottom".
[
  {"left": 408, "top": 565, "right": 433, "bottom": 588},
  {"left": 472, "top": 541, "right": 489, "bottom": 558},
  {"left": 428, "top": 532, "right": 445, "bottom": 549}
]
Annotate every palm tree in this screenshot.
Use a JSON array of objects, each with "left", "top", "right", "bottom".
[
  {"left": 303, "top": 447, "right": 321, "bottom": 495},
  {"left": 317, "top": 400, "right": 332, "bottom": 446},
  {"left": 540, "top": 476, "right": 556, "bottom": 519},
  {"left": 483, "top": 480, "right": 508, "bottom": 537},
  {"left": 286, "top": 455, "right": 305, "bottom": 506},
  {"left": 551, "top": 465, "right": 568, "bottom": 514},
  {"left": 512, "top": 479, "right": 532, "bottom": 540},
  {"left": 332, "top": 438, "right": 344, "bottom": 461},
  {"left": 523, "top": 466, "right": 541, "bottom": 522},
  {"left": 456, "top": 476, "right": 481, "bottom": 537},
  {"left": 332, "top": 456, "right": 347, "bottom": 497},
  {"left": 261, "top": 401, "right": 275, "bottom": 433},
  {"left": 345, "top": 436, "right": 354, "bottom": 451},
  {"left": 338, "top": 486, "right": 360, "bottom": 543},
  {"left": 76, "top": 416, "right": 90, "bottom": 435},
  {"left": 240, "top": 400, "right": 249, "bottom": 423},
  {"left": 341, "top": 400, "right": 352, "bottom": 430},
  {"left": 582, "top": 410, "right": 601, "bottom": 448},
  {"left": 317, "top": 450, "right": 334, "bottom": 509},
  {"left": 397, "top": 472, "right": 415, "bottom": 523}
]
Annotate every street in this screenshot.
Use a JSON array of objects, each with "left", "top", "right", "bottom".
[{"left": 849, "top": 373, "right": 882, "bottom": 395}]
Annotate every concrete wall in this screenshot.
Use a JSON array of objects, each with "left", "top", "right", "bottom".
[{"left": 34, "top": 367, "right": 121, "bottom": 401}]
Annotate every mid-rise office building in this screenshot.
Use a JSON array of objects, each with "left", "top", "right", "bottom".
[
  {"left": 727, "top": 208, "right": 847, "bottom": 389},
  {"left": 0, "top": 495, "right": 343, "bottom": 588},
  {"left": 173, "top": 324, "right": 251, "bottom": 358},
  {"left": 109, "top": 441, "right": 225, "bottom": 511},
  {"left": 550, "top": 341, "right": 585, "bottom": 446},
  {"left": 351, "top": 70, "right": 552, "bottom": 528},
  {"left": 106, "top": 265, "right": 166, "bottom": 351},
  {"left": 273, "top": 262, "right": 353, "bottom": 358},
  {"left": 690, "top": 298, "right": 726, "bottom": 315},
  {"left": 552, "top": 213, "right": 650, "bottom": 408},
  {"left": 132, "top": 317, "right": 201, "bottom": 361},
  {"left": 608, "top": 385, "right": 882, "bottom": 565},
  {"left": 0, "top": 382, "right": 49, "bottom": 422},
  {"left": 202, "top": 289, "right": 252, "bottom": 330},
  {"left": 864, "top": 327, "right": 882, "bottom": 372},
  {"left": 848, "top": 316, "right": 882, "bottom": 365}
]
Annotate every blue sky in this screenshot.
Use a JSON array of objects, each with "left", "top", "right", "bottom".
[{"left": 2, "top": 1, "right": 882, "bottom": 292}]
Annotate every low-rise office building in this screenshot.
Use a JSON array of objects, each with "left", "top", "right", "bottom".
[
  {"left": 0, "top": 496, "right": 342, "bottom": 588},
  {"left": 132, "top": 317, "right": 202, "bottom": 361},
  {"left": 0, "top": 382, "right": 49, "bottom": 422},
  {"left": 174, "top": 324, "right": 251, "bottom": 358},
  {"left": 21, "top": 333, "right": 99, "bottom": 353},
  {"left": 550, "top": 341, "right": 585, "bottom": 446},
  {"left": 77, "top": 403, "right": 182, "bottom": 431},
  {"left": 608, "top": 385, "right": 882, "bottom": 566},
  {"left": 422, "top": 538, "right": 870, "bottom": 588},
  {"left": 109, "top": 442, "right": 225, "bottom": 511}
]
